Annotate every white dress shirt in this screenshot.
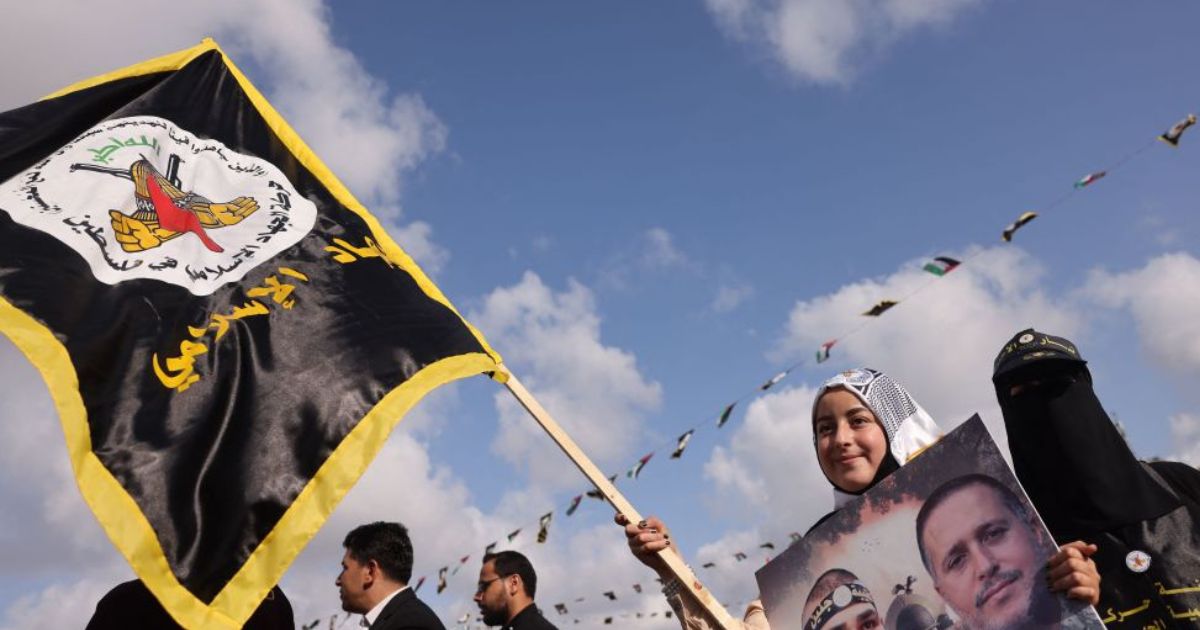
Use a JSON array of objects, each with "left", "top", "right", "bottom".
[{"left": 361, "top": 585, "right": 409, "bottom": 628}]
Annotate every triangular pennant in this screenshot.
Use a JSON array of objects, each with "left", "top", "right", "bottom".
[
  {"left": 816, "top": 339, "right": 837, "bottom": 364},
  {"left": 716, "top": 403, "right": 736, "bottom": 429},
  {"left": 760, "top": 369, "right": 789, "bottom": 391},
  {"left": 670, "top": 430, "right": 695, "bottom": 459},
  {"left": 1002, "top": 211, "right": 1038, "bottom": 242},
  {"left": 626, "top": 452, "right": 654, "bottom": 479},
  {"left": 922, "top": 256, "right": 961, "bottom": 277},
  {"left": 1160, "top": 114, "right": 1197, "bottom": 147},
  {"left": 537, "top": 511, "right": 553, "bottom": 544},
  {"left": 565, "top": 494, "right": 583, "bottom": 517},
  {"left": 863, "top": 300, "right": 898, "bottom": 317},
  {"left": 1073, "top": 171, "right": 1106, "bottom": 189}
]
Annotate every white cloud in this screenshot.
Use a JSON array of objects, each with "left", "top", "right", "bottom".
[
  {"left": 776, "top": 246, "right": 1084, "bottom": 444},
  {"left": 712, "top": 283, "right": 755, "bottom": 313},
  {"left": 703, "top": 0, "right": 984, "bottom": 83},
  {"left": 0, "top": 577, "right": 126, "bottom": 630},
  {"left": 470, "top": 272, "right": 663, "bottom": 490},
  {"left": 641, "top": 228, "right": 689, "bottom": 269},
  {"left": 599, "top": 227, "right": 697, "bottom": 290},
  {"left": 1168, "top": 413, "right": 1200, "bottom": 467},
  {"left": 1083, "top": 252, "right": 1200, "bottom": 386},
  {"left": 387, "top": 219, "right": 451, "bottom": 276}
]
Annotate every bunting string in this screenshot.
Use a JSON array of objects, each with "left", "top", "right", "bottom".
[{"left": 309, "top": 109, "right": 1195, "bottom": 627}]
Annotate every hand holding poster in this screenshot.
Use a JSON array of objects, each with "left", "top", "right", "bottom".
[{"left": 756, "top": 415, "right": 1104, "bottom": 630}]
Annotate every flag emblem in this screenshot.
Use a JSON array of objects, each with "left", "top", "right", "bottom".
[{"left": 0, "top": 116, "right": 316, "bottom": 295}]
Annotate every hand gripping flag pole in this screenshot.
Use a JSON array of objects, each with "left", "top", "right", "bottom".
[{"left": 502, "top": 371, "right": 739, "bottom": 630}]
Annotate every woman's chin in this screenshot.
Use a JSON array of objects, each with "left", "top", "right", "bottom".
[{"left": 834, "top": 474, "right": 872, "bottom": 493}]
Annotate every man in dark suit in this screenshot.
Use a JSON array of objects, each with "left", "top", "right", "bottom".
[
  {"left": 337, "top": 521, "right": 445, "bottom": 630},
  {"left": 474, "top": 550, "right": 557, "bottom": 629}
]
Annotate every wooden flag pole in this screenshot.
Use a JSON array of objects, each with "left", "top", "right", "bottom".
[{"left": 502, "top": 370, "right": 738, "bottom": 630}]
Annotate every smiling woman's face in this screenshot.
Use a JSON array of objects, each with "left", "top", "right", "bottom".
[{"left": 813, "top": 388, "right": 888, "bottom": 493}]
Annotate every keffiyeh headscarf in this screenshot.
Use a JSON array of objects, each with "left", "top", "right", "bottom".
[{"left": 813, "top": 368, "right": 942, "bottom": 505}]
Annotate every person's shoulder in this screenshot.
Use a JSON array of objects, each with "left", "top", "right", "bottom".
[
  {"left": 514, "top": 606, "right": 559, "bottom": 630},
  {"left": 1147, "top": 460, "right": 1200, "bottom": 505},
  {"left": 378, "top": 588, "right": 445, "bottom": 630}
]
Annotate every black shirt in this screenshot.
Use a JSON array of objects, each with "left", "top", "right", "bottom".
[{"left": 503, "top": 604, "right": 558, "bottom": 630}]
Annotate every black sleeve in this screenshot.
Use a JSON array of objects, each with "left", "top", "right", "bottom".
[{"left": 1148, "top": 460, "right": 1200, "bottom": 507}]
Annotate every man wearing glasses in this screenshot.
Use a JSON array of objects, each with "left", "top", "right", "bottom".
[{"left": 475, "top": 551, "right": 558, "bottom": 629}]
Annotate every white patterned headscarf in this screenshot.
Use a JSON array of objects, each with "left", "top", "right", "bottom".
[{"left": 813, "top": 368, "right": 942, "bottom": 506}]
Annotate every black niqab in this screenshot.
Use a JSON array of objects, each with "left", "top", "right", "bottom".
[
  {"left": 995, "top": 360, "right": 1178, "bottom": 540},
  {"left": 994, "top": 329, "right": 1200, "bottom": 628}
]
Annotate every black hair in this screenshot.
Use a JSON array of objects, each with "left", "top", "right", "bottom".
[
  {"left": 343, "top": 521, "right": 414, "bottom": 584},
  {"left": 914, "top": 474, "right": 1032, "bottom": 575},
  {"left": 483, "top": 550, "right": 537, "bottom": 598}
]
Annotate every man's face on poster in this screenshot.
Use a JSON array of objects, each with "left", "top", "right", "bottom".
[
  {"left": 821, "top": 601, "right": 882, "bottom": 630},
  {"left": 920, "top": 482, "right": 1051, "bottom": 630}
]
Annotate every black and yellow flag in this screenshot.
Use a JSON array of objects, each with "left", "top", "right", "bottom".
[{"left": 0, "top": 40, "right": 502, "bottom": 628}]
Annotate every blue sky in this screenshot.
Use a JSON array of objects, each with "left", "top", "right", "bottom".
[{"left": 1, "top": 2, "right": 1198, "bottom": 628}]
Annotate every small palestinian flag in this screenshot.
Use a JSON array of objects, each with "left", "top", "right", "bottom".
[
  {"left": 670, "top": 429, "right": 695, "bottom": 459},
  {"left": 922, "top": 256, "right": 960, "bottom": 277},
  {"left": 863, "top": 300, "right": 898, "bottom": 317},
  {"left": 1160, "top": 114, "right": 1197, "bottom": 147},
  {"left": 604, "top": 591, "right": 617, "bottom": 601},
  {"left": 484, "top": 542, "right": 498, "bottom": 556},
  {"left": 555, "top": 604, "right": 569, "bottom": 615},
  {"left": 760, "top": 369, "right": 789, "bottom": 391},
  {"left": 537, "top": 511, "right": 553, "bottom": 544},
  {"left": 716, "top": 403, "right": 736, "bottom": 429},
  {"left": 507, "top": 528, "right": 522, "bottom": 543},
  {"left": 451, "top": 554, "right": 470, "bottom": 575},
  {"left": 627, "top": 452, "right": 654, "bottom": 479},
  {"left": 565, "top": 494, "right": 583, "bottom": 516},
  {"left": 1002, "top": 211, "right": 1038, "bottom": 242},
  {"left": 816, "top": 339, "right": 837, "bottom": 364},
  {"left": 734, "top": 552, "right": 748, "bottom": 562},
  {"left": 413, "top": 576, "right": 426, "bottom": 594},
  {"left": 437, "top": 567, "right": 449, "bottom": 594},
  {"left": 1073, "top": 171, "right": 1106, "bottom": 189},
  {"left": 586, "top": 474, "right": 618, "bottom": 499},
  {"left": 0, "top": 39, "right": 502, "bottom": 629}
]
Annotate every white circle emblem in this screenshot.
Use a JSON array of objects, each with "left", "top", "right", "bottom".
[
  {"left": 1125, "top": 550, "right": 1151, "bottom": 573},
  {"left": 1018, "top": 333, "right": 1035, "bottom": 344},
  {"left": 0, "top": 115, "right": 317, "bottom": 295}
]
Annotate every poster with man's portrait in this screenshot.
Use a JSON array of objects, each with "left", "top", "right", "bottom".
[{"left": 755, "top": 415, "right": 1104, "bottom": 630}]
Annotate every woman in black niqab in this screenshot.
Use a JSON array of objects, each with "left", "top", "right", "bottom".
[{"left": 994, "top": 328, "right": 1200, "bottom": 628}]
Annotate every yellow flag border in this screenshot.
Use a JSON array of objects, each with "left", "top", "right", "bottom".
[{"left": 6, "top": 38, "right": 505, "bottom": 628}]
